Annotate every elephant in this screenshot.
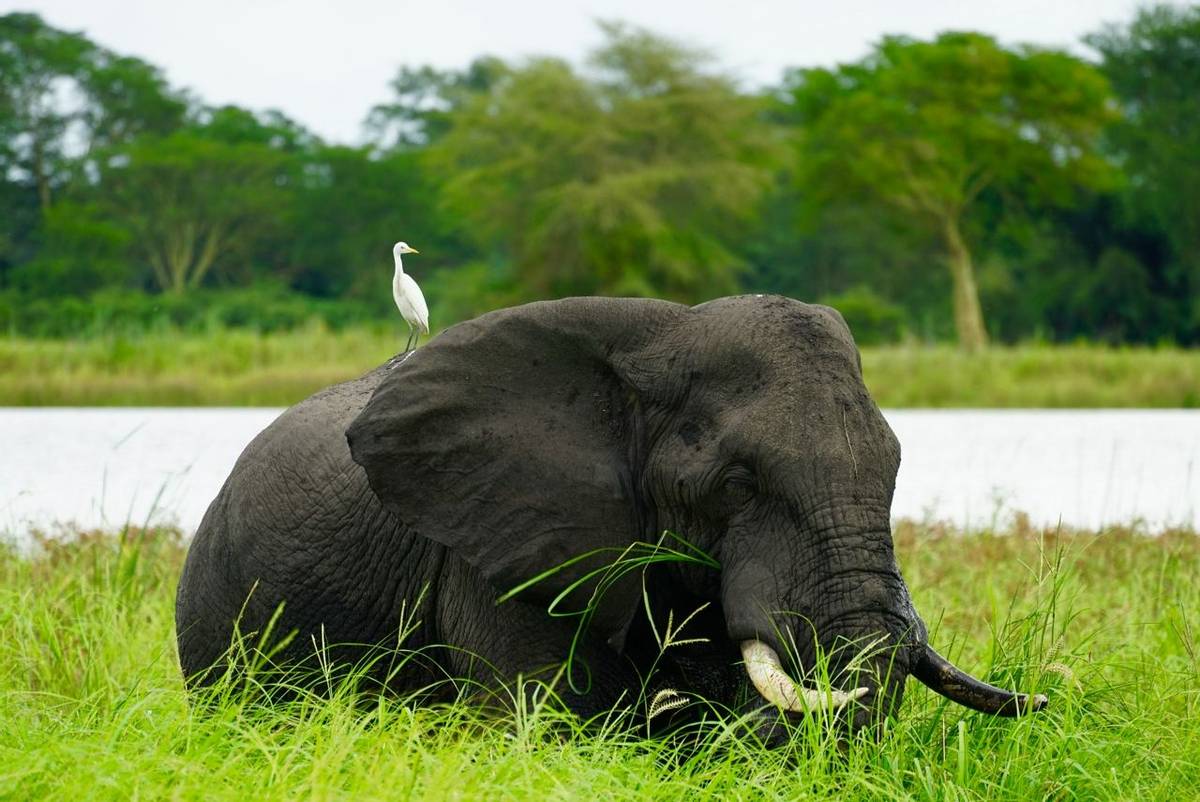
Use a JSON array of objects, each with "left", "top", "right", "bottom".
[{"left": 175, "top": 295, "right": 1045, "bottom": 737}]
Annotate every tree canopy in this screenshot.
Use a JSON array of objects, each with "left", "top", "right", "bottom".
[
  {"left": 780, "top": 32, "right": 1115, "bottom": 349},
  {"left": 0, "top": 13, "right": 184, "bottom": 212},
  {"left": 430, "top": 23, "right": 777, "bottom": 304},
  {"left": 1088, "top": 5, "right": 1200, "bottom": 333},
  {"left": 2, "top": 9, "right": 1198, "bottom": 348}
]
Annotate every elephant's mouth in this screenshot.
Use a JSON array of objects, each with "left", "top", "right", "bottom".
[{"left": 740, "top": 638, "right": 1047, "bottom": 718}]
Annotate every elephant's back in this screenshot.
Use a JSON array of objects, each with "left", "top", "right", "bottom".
[{"left": 176, "top": 359, "right": 439, "bottom": 683}]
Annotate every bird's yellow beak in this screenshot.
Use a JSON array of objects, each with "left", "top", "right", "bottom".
[{"left": 409, "top": 247, "right": 419, "bottom": 254}]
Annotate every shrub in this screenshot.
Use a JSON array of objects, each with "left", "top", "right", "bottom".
[
  {"left": 817, "top": 286, "right": 906, "bottom": 345},
  {"left": 0, "top": 284, "right": 384, "bottom": 338}
]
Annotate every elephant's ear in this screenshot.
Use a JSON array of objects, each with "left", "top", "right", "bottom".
[{"left": 346, "top": 297, "right": 681, "bottom": 651}]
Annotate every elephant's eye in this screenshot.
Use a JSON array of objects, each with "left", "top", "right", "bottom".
[
  {"left": 723, "top": 464, "right": 756, "bottom": 487},
  {"left": 720, "top": 464, "right": 757, "bottom": 506}
]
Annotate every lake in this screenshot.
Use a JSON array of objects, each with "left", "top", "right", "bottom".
[{"left": 2, "top": 408, "right": 1197, "bottom": 538}]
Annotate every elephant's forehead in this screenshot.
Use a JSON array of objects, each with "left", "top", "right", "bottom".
[
  {"left": 689, "top": 300, "right": 857, "bottom": 369},
  {"left": 667, "top": 313, "right": 869, "bottom": 419},
  {"left": 713, "top": 364, "right": 895, "bottom": 461},
  {"left": 730, "top": 384, "right": 865, "bottom": 439},
  {"left": 691, "top": 294, "right": 853, "bottom": 345},
  {"left": 696, "top": 333, "right": 863, "bottom": 399},
  {"left": 731, "top": 396, "right": 900, "bottom": 498}
]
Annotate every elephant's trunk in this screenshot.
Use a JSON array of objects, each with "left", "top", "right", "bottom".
[
  {"left": 740, "top": 640, "right": 868, "bottom": 712},
  {"left": 911, "top": 644, "right": 1048, "bottom": 716}
]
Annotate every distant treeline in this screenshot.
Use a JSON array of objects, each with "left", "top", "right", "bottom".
[{"left": 1, "top": 8, "right": 1198, "bottom": 347}]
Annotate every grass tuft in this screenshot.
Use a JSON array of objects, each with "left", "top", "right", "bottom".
[{"left": 0, "top": 520, "right": 1198, "bottom": 799}]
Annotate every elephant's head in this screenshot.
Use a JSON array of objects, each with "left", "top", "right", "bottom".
[{"left": 347, "top": 296, "right": 1044, "bottom": 731}]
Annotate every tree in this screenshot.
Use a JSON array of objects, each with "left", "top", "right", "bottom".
[
  {"left": 782, "top": 33, "right": 1115, "bottom": 350},
  {"left": 0, "top": 13, "right": 93, "bottom": 213},
  {"left": 4, "top": 199, "right": 134, "bottom": 297},
  {"left": 365, "top": 57, "right": 507, "bottom": 150},
  {"left": 193, "top": 104, "right": 317, "bottom": 153},
  {"left": 97, "top": 131, "right": 289, "bottom": 294},
  {"left": 0, "top": 13, "right": 184, "bottom": 212},
  {"left": 430, "top": 23, "right": 778, "bottom": 303},
  {"left": 286, "top": 145, "right": 463, "bottom": 301},
  {"left": 0, "top": 12, "right": 185, "bottom": 293},
  {"left": 1087, "top": 5, "right": 1200, "bottom": 338},
  {"left": 77, "top": 51, "right": 188, "bottom": 157}
]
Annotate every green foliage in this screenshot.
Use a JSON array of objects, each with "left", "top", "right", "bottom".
[
  {"left": 782, "top": 33, "right": 1116, "bottom": 349},
  {"left": 431, "top": 22, "right": 778, "bottom": 302},
  {"left": 497, "top": 532, "right": 719, "bottom": 694},
  {"left": 365, "top": 57, "right": 508, "bottom": 149},
  {"left": 0, "top": 11, "right": 185, "bottom": 211},
  {"left": 420, "top": 259, "right": 525, "bottom": 324},
  {"left": 0, "top": 284, "right": 378, "bottom": 338},
  {"left": 818, "top": 286, "right": 906, "bottom": 345},
  {"left": 1, "top": 522, "right": 1198, "bottom": 799},
  {"left": 0, "top": 22, "right": 188, "bottom": 296},
  {"left": 786, "top": 33, "right": 1115, "bottom": 218},
  {"left": 1087, "top": 4, "right": 1200, "bottom": 324},
  {"left": 0, "top": 12, "right": 96, "bottom": 212},
  {"left": 286, "top": 145, "right": 462, "bottom": 301},
  {"left": 5, "top": 200, "right": 134, "bottom": 296},
  {"left": 193, "top": 105, "right": 317, "bottom": 152},
  {"left": 0, "top": 282, "right": 379, "bottom": 345},
  {"left": 2, "top": 12, "right": 1200, "bottom": 348},
  {"left": 93, "top": 131, "right": 293, "bottom": 293}
]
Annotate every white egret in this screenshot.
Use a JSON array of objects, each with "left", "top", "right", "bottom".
[{"left": 392, "top": 241, "right": 429, "bottom": 352}]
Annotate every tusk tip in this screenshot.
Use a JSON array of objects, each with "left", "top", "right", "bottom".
[{"left": 915, "top": 645, "right": 1053, "bottom": 717}]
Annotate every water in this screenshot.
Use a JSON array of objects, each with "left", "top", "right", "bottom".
[
  {"left": 2, "top": 408, "right": 1197, "bottom": 537},
  {"left": 885, "top": 410, "right": 1198, "bottom": 529},
  {"left": 0, "top": 408, "right": 282, "bottom": 538}
]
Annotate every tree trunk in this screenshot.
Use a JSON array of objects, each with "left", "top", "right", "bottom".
[
  {"left": 164, "top": 224, "right": 196, "bottom": 295},
  {"left": 146, "top": 244, "right": 172, "bottom": 292},
  {"left": 940, "top": 215, "right": 988, "bottom": 351},
  {"left": 187, "top": 225, "right": 223, "bottom": 290},
  {"left": 31, "top": 135, "right": 52, "bottom": 213}
]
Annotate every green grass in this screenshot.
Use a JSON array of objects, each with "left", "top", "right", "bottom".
[
  {"left": 1, "top": 520, "right": 1197, "bottom": 800},
  {"left": 0, "top": 325, "right": 397, "bottom": 406},
  {"left": 2, "top": 327, "right": 1197, "bottom": 407},
  {"left": 861, "top": 344, "right": 1200, "bottom": 408}
]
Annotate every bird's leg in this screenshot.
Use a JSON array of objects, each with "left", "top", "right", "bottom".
[{"left": 403, "top": 324, "right": 415, "bottom": 354}]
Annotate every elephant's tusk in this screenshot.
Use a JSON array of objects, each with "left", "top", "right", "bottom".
[
  {"left": 740, "top": 640, "right": 869, "bottom": 713},
  {"left": 911, "top": 644, "right": 1048, "bottom": 716}
]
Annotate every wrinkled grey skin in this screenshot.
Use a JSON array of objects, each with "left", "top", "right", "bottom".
[{"left": 176, "top": 296, "right": 928, "bottom": 735}]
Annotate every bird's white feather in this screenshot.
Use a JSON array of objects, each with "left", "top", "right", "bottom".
[{"left": 393, "top": 271, "right": 429, "bottom": 333}]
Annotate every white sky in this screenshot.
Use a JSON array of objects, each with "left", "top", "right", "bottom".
[{"left": 5, "top": 0, "right": 1176, "bottom": 143}]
